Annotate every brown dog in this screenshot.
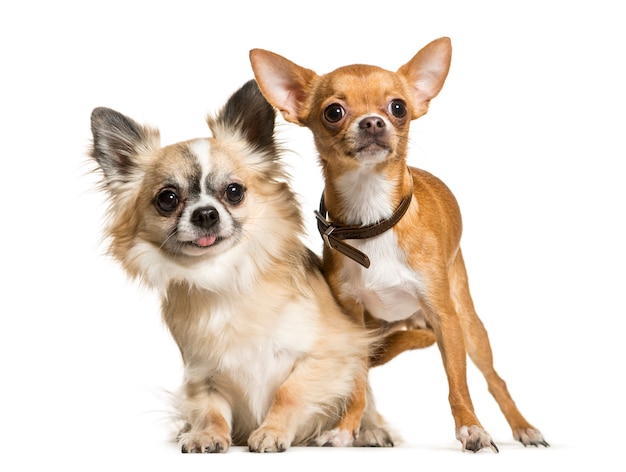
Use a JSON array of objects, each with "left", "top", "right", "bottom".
[{"left": 250, "top": 37, "right": 548, "bottom": 451}]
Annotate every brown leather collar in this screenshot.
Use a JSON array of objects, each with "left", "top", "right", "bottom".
[{"left": 314, "top": 176, "right": 414, "bottom": 269}]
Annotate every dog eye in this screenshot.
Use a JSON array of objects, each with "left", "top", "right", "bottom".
[
  {"left": 389, "top": 99, "right": 407, "bottom": 118},
  {"left": 225, "top": 183, "right": 245, "bottom": 205},
  {"left": 324, "top": 104, "right": 345, "bottom": 123},
  {"left": 156, "top": 189, "right": 179, "bottom": 213}
]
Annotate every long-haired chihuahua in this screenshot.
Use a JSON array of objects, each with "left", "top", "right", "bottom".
[{"left": 89, "top": 80, "right": 377, "bottom": 453}]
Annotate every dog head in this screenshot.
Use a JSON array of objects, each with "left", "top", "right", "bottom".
[
  {"left": 250, "top": 38, "right": 451, "bottom": 170},
  {"left": 90, "top": 80, "right": 302, "bottom": 292}
]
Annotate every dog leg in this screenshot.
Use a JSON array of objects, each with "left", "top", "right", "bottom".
[
  {"left": 311, "top": 368, "right": 369, "bottom": 447},
  {"left": 369, "top": 329, "right": 437, "bottom": 367},
  {"left": 178, "top": 386, "right": 232, "bottom": 453},
  {"left": 366, "top": 310, "right": 437, "bottom": 367},
  {"left": 312, "top": 294, "right": 396, "bottom": 446},
  {"left": 353, "top": 381, "right": 395, "bottom": 447},
  {"left": 248, "top": 383, "right": 301, "bottom": 452},
  {"left": 449, "top": 250, "right": 549, "bottom": 447},
  {"left": 422, "top": 269, "right": 498, "bottom": 452},
  {"left": 249, "top": 352, "right": 368, "bottom": 451}
]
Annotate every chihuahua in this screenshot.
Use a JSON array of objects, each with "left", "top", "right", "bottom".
[
  {"left": 89, "top": 80, "right": 386, "bottom": 452},
  {"left": 250, "top": 38, "right": 548, "bottom": 452}
]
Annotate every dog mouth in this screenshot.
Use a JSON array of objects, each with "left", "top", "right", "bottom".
[
  {"left": 185, "top": 234, "right": 221, "bottom": 249},
  {"left": 354, "top": 133, "right": 390, "bottom": 153},
  {"left": 165, "top": 231, "right": 236, "bottom": 258},
  {"left": 357, "top": 142, "right": 388, "bottom": 152},
  {"left": 191, "top": 234, "right": 218, "bottom": 247}
]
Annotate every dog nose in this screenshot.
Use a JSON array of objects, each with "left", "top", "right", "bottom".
[
  {"left": 359, "top": 116, "right": 386, "bottom": 134},
  {"left": 191, "top": 206, "right": 219, "bottom": 229}
]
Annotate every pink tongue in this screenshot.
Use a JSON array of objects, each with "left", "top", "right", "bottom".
[{"left": 196, "top": 235, "right": 217, "bottom": 247}]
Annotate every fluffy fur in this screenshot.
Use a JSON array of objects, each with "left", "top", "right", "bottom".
[
  {"left": 250, "top": 37, "right": 548, "bottom": 452},
  {"left": 89, "top": 80, "right": 379, "bottom": 452}
]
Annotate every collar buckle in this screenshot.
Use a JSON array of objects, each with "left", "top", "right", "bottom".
[{"left": 314, "top": 168, "right": 414, "bottom": 269}]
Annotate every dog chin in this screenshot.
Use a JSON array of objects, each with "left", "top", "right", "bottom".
[
  {"left": 354, "top": 145, "right": 390, "bottom": 165},
  {"left": 127, "top": 237, "right": 246, "bottom": 294}
]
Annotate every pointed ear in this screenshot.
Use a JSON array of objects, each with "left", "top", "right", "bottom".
[
  {"left": 208, "top": 79, "right": 276, "bottom": 153},
  {"left": 90, "top": 107, "right": 160, "bottom": 189},
  {"left": 249, "top": 49, "right": 317, "bottom": 125},
  {"left": 397, "top": 37, "right": 452, "bottom": 119}
]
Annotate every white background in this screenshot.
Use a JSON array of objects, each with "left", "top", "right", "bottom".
[{"left": 1, "top": 1, "right": 624, "bottom": 470}]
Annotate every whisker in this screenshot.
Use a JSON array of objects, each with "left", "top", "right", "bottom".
[{"left": 159, "top": 229, "right": 180, "bottom": 252}]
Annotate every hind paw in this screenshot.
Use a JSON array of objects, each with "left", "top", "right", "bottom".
[
  {"left": 514, "top": 427, "right": 549, "bottom": 447},
  {"left": 311, "top": 428, "right": 354, "bottom": 447},
  {"left": 354, "top": 425, "right": 394, "bottom": 447}
]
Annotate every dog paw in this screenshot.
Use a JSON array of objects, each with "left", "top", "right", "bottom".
[
  {"left": 178, "top": 430, "right": 231, "bottom": 453},
  {"left": 457, "top": 425, "right": 499, "bottom": 453},
  {"left": 513, "top": 427, "right": 549, "bottom": 447},
  {"left": 248, "top": 426, "right": 291, "bottom": 453},
  {"left": 354, "top": 425, "right": 394, "bottom": 447},
  {"left": 311, "top": 428, "right": 354, "bottom": 447}
]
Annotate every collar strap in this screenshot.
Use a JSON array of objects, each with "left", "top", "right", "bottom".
[{"left": 314, "top": 178, "right": 414, "bottom": 269}]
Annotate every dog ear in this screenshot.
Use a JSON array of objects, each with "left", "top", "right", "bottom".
[
  {"left": 90, "top": 107, "right": 160, "bottom": 190},
  {"left": 208, "top": 79, "right": 277, "bottom": 153},
  {"left": 397, "top": 37, "right": 452, "bottom": 119},
  {"left": 249, "top": 49, "right": 317, "bottom": 125}
]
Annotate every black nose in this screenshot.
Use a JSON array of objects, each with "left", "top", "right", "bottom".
[
  {"left": 359, "top": 116, "right": 386, "bottom": 134},
  {"left": 191, "top": 206, "right": 219, "bottom": 229}
]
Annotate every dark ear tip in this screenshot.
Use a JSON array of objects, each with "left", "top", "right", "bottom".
[
  {"left": 212, "top": 79, "right": 276, "bottom": 151},
  {"left": 243, "top": 78, "right": 259, "bottom": 91},
  {"left": 91, "top": 106, "right": 112, "bottom": 119},
  {"left": 90, "top": 107, "right": 105, "bottom": 125},
  {"left": 90, "top": 107, "right": 121, "bottom": 130}
]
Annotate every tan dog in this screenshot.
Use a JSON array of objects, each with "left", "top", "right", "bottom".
[
  {"left": 250, "top": 38, "right": 548, "bottom": 452},
  {"left": 89, "top": 80, "right": 379, "bottom": 453}
]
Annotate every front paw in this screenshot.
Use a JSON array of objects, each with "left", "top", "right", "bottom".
[
  {"left": 179, "top": 430, "right": 232, "bottom": 453},
  {"left": 457, "top": 425, "right": 499, "bottom": 453},
  {"left": 248, "top": 426, "right": 291, "bottom": 453}
]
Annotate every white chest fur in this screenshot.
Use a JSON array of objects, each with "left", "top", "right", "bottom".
[
  {"left": 341, "top": 230, "right": 425, "bottom": 323},
  {"left": 182, "top": 297, "right": 318, "bottom": 424},
  {"left": 336, "top": 170, "right": 424, "bottom": 323},
  {"left": 218, "top": 333, "right": 299, "bottom": 423}
]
